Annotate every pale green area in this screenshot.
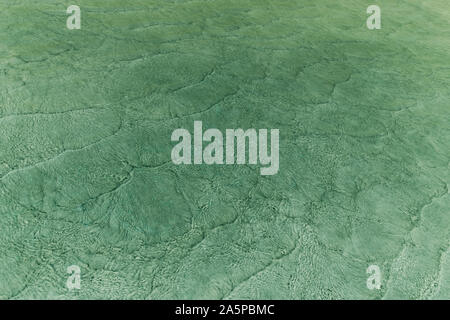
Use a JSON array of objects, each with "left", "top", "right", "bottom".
[{"left": 0, "top": 0, "right": 449, "bottom": 299}]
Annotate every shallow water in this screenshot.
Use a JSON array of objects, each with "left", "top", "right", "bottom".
[{"left": 0, "top": 0, "right": 449, "bottom": 299}]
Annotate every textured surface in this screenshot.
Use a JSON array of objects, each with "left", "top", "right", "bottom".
[{"left": 0, "top": 0, "right": 449, "bottom": 299}]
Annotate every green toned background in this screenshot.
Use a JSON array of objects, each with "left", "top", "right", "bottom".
[{"left": 0, "top": 0, "right": 449, "bottom": 299}]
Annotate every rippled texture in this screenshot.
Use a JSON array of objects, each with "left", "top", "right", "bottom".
[{"left": 0, "top": 0, "right": 449, "bottom": 299}]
